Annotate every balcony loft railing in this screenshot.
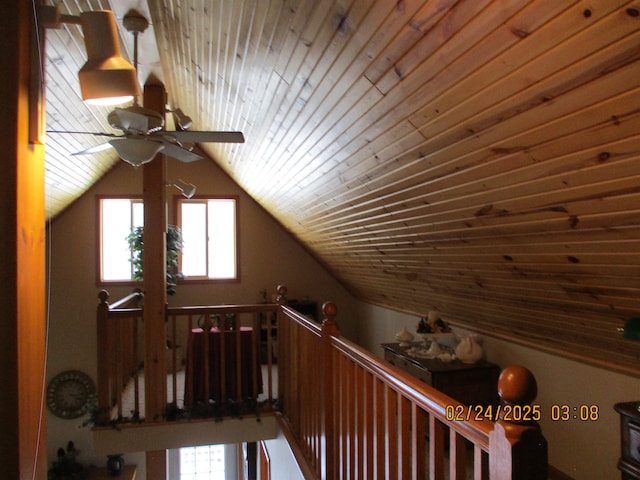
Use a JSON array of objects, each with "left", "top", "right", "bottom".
[
  {"left": 96, "top": 290, "right": 279, "bottom": 424},
  {"left": 96, "top": 285, "right": 547, "bottom": 479}
]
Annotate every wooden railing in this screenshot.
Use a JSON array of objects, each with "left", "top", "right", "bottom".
[
  {"left": 278, "top": 298, "right": 548, "bottom": 480},
  {"left": 96, "top": 289, "right": 144, "bottom": 420},
  {"left": 96, "top": 290, "right": 279, "bottom": 422},
  {"left": 97, "top": 286, "right": 547, "bottom": 478},
  {"left": 165, "top": 303, "right": 279, "bottom": 409}
]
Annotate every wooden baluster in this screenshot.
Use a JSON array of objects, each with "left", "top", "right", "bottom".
[
  {"left": 115, "top": 315, "right": 123, "bottom": 418},
  {"left": 96, "top": 290, "right": 111, "bottom": 422},
  {"left": 429, "top": 414, "right": 446, "bottom": 480},
  {"left": 489, "top": 365, "right": 547, "bottom": 479},
  {"left": 321, "top": 301, "right": 339, "bottom": 480},
  {"left": 374, "top": 377, "right": 385, "bottom": 478},
  {"left": 169, "top": 312, "right": 177, "bottom": 404},
  {"left": 412, "top": 403, "right": 427, "bottom": 480},
  {"left": 252, "top": 311, "right": 260, "bottom": 402},
  {"left": 219, "top": 315, "right": 227, "bottom": 402},
  {"left": 450, "top": 430, "right": 467, "bottom": 480},
  {"left": 234, "top": 312, "right": 241, "bottom": 401},
  {"left": 203, "top": 317, "right": 211, "bottom": 404},
  {"left": 275, "top": 285, "right": 287, "bottom": 407},
  {"left": 133, "top": 313, "right": 140, "bottom": 418}
]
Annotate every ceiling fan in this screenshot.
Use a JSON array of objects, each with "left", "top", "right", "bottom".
[
  {"left": 54, "top": 105, "right": 244, "bottom": 166},
  {"left": 48, "top": 9, "right": 244, "bottom": 167}
]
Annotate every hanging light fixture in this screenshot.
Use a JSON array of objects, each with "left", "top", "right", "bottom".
[
  {"left": 109, "top": 138, "right": 164, "bottom": 167},
  {"left": 40, "top": 7, "right": 140, "bottom": 105},
  {"left": 171, "top": 179, "right": 197, "bottom": 199},
  {"left": 172, "top": 108, "right": 193, "bottom": 130}
]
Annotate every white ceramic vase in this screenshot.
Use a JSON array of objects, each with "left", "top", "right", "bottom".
[
  {"left": 395, "top": 326, "right": 414, "bottom": 346},
  {"left": 455, "top": 335, "right": 483, "bottom": 363}
]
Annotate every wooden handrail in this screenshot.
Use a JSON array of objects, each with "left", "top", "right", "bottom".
[
  {"left": 106, "top": 289, "right": 143, "bottom": 310},
  {"left": 278, "top": 299, "right": 548, "bottom": 479},
  {"left": 95, "top": 286, "right": 547, "bottom": 478}
]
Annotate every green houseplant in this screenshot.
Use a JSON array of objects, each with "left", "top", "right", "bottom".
[{"left": 126, "top": 225, "right": 183, "bottom": 295}]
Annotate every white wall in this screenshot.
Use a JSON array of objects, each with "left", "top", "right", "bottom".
[
  {"left": 261, "top": 433, "right": 306, "bottom": 480},
  {"left": 354, "top": 301, "right": 640, "bottom": 480},
  {"left": 45, "top": 158, "right": 356, "bottom": 474}
]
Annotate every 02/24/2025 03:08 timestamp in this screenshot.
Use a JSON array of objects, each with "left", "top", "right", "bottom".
[{"left": 445, "top": 403, "right": 600, "bottom": 422}]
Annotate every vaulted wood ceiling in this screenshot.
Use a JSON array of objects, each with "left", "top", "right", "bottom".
[{"left": 42, "top": 0, "right": 640, "bottom": 376}]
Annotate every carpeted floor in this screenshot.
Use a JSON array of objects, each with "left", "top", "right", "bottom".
[{"left": 115, "top": 364, "right": 277, "bottom": 420}]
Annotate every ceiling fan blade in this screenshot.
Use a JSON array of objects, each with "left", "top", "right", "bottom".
[
  {"left": 163, "top": 131, "right": 245, "bottom": 143},
  {"left": 158, "top": 140, "right": 204, "bottom": 163},
  {"left": 47, "top": 130, "right": 120, "bottom": 138},
  {"left": 71, "top": 143, "right": 114, "bottom": 156}
]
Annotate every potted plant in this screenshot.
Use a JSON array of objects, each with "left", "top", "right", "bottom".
[{"left": 126, "top": 224, "right": 183, "bottom": 295}]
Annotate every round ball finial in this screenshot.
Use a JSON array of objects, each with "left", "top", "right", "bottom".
[
  {"left": 322, "top": 301, "right": 338, "bottom": 318},
  {"left": 498, "top": 365, "right": 537, "bottom": 405},
  {"left": 98, "top": 290, "right": 110, "bottom": 303}
]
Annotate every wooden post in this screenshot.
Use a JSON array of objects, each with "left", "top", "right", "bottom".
[
  {"left": 96, "top": 290, "right": 111, "bottom": 416},
  {"left": 142, "top": 80, "right": 168, "bottom": 479},
  {"left": 321, "top": 301, "right": 340, "bottom": 480},
  {"left": 1, "top": 3, "right": 48, "bottom": 478},
  {"left": 142, "top": 80, "right": 168, "bottom": 420},
  {"left": 489, "top": 365, "right": 547, "bottom": 479}
]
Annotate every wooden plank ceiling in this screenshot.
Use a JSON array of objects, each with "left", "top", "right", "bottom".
[{"left": 42, "top": 0, "right": 640, "bottom": 376}]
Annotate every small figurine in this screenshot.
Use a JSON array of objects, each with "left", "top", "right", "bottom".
[{"left": 416, "top": 311, "right": 450, "bottom": 334}]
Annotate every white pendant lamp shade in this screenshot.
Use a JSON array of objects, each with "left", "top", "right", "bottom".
[
  {"left": 78, "top": 11, "right": 140, "bottom": 105},
  {"left": 109, "top": 139, "right": 164, "bottom": 167}
]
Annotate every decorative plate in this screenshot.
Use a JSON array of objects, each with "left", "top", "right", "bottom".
[{"left": 46, "top": 370, "right": 96, "bottom": 419}]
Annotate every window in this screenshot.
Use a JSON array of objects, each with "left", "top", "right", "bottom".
[
  {"left": 179, "top": 445, "right": 225, "bottom": 480},
  {"left": 178, "top": 198, "right": 238, "bottom": 280},
  {"left": 98, "top": 196, "right": 238, "bottom": 283},
  {"left": 167, "top": 444, "right": 238, "bottom": 480},
  {"left": 99, "top": 198, "right": 143, "bottom": 281}
]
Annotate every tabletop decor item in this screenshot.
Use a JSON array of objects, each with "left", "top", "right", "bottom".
[
  {"left": 416, "top": 311, "right": 454, "bottom": 354},
  {"left": 395, "top": 326, "right": 414, "bottom": 346},
  {"left": 48, "top": 441, "right": 85, "bottom": 480},
  {"left": 106, "top": 454, "right": 124, "bottom": 476},
  {"left": 455, "top": 334, "right": 484, "bottom": 363}
]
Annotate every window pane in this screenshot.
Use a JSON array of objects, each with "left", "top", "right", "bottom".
[
  {"left": 101, "top": 199, "right": 134, "bottom": 281},
  {"left": 132, "top": 201, "right": 144, "bottom": 227},
  {"left": 179, "top": 445, "right": 225, "bottom": 480},
  {"left": 181, "top": 202, "right": 208, "bottom": 276},
  {"left": 208, "top": 199, "right": 236, "bottom": 279}
]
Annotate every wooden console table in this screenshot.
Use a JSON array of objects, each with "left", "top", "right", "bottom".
[
  {"left": 615, "top": 401, "right": 640, "bottom": 479},
  {"left": 382, "top": 342, "right": 500, "bottom": 407}
]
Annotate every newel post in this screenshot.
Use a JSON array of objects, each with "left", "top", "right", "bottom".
[
  {"left": 489, "top": 365, "right": 548, "bottom": 479},
  {"left": 96, "top": 290, "right": 111, "bottom": 414},
  {"left": 321, "top": 301, "right": 340, "bottom": 480}
]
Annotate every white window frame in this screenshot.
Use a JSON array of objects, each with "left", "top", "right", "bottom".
[
  {"left": 168, "top": 444, "right": 238, "bottom": 480},
  {"left": 97, "top": 196, "right": 240, "bottom": 286},
  {"left": 177, "top": 196, "right": 239, "bottom": 282},
  {"left": 97, "top": 196, "right": 143, "bottom": 284}
]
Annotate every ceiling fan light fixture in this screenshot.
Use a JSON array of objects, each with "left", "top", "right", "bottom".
[
  {"left": 78, "top": 11, "right": 140, "bottom": 105},
  {"left": 173, "top": 108, "right": 193, "bottom": 130},
  {"left": 172, "top": 179, "right": 197, "bottom": 199},
  {"left": 109, "top": 139, "right": 164, "bottom": 167}
]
